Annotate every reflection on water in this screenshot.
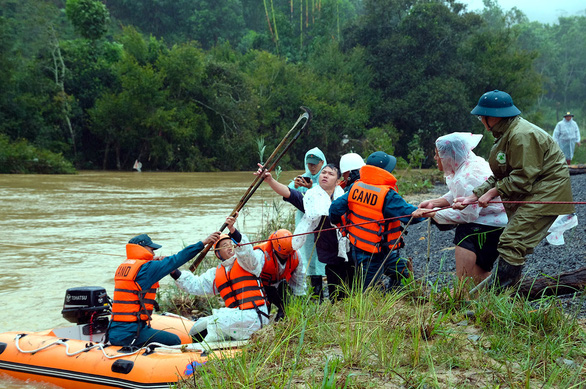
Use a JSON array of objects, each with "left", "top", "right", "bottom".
[{"left": 0, "top": 170, "right": 299, "bottom": 389}]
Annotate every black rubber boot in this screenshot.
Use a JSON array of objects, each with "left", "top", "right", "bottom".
[
  {"left": 493, "top": 257, "right": 523, "bottom": 291},
  {"left": 310, "top": 275, "right": 324, "bottom": 302}
]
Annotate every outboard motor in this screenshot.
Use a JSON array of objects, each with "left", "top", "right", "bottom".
[{"left": 62, "top": 287, "right": 111, "bottom": 336}]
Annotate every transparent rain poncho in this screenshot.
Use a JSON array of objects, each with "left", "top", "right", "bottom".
[{"left": 434, "top": 132, "right": 507, "bottom": 227}]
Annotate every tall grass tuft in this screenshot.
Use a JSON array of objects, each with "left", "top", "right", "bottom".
[{"left": 172, "top": 275, "right": 586, "bottom": 388}]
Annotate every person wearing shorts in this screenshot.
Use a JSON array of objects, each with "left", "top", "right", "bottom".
[
  {"left": 454, "top": 223, "right": 503, "bottom": 274},
  {"left": 418, "top": 132, "right": 508, "bottom": 283}
]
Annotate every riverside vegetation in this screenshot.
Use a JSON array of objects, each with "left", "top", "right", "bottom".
[
  {"left": 158, "top": 171, "right": 586, "bottom": 389},
  {"left": 2, "top": 0, "right": 586, "bottom": 173},
  {"left": 160, "top": 269, "right": 586, "bottom": 388}
]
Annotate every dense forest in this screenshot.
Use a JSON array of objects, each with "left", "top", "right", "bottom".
[{"left": 1, "top": 0, "right": 585, "bottom": 172}]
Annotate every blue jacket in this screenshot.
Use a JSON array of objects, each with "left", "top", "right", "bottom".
[{"left": 108, "top": 242, "right": 204, "bottom": 344}]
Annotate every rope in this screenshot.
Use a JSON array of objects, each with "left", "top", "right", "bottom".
[
  {"left": 237, "top": 205, "right": 451, "bottom": 247},
  {"left": 231, "top": 197, "right": 586, "bottom": 248},
  {"left": 490, "top": 200, "right": 586, "bottom": 205},
  {"left": 13, "top": 333, "right": 191, "bottom": 360},
  {"left": 1, "top": 200, "right": 583, "bottom": 256},
  {"left": 14, "top": 333, "right": 141, "bottom": 359}
]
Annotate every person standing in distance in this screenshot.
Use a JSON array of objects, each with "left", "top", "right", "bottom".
[{"left": 553, "top": 112, "right": 581, "bottom": 165}]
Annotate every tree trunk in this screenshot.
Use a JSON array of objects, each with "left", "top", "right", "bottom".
[
  {"left": 115, "top": 142, "right": 121, "bottom": 171},
  {"left": 517, "top": 267, "right": 586, "bottom": 300},
  {"left": 103, "top": 142, "right": 110, "bottom": 170},
  {"left": 49, "top": 26, "right": 77, "bottom": 159}
]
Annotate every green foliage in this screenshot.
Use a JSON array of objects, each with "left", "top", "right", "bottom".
[
  {"left": 166, "top": 280, "right": 586, "bottom": 388},
  {"left": 65, "top": 0, "right": 109, "bottom": 40},
  {"left": 362, "top": 125, "right": 398, "bottom": 157},
  {"left": 407, "top": 134, "right": 425, "bottom": 169},
  {"left": 2, "top": 0, "right": 586, "bottom": 172},
  {"left": 343, "top": 0, "right": 542, "bottom": 165},
  {"left": 188, "top": 0, "right": 246, "bottom": 49},
  {"left": 0, "top": 134, "right": 76, "bottom": 174},
  {"left": 516, "top": 16, "right": 586, "bottom": 129}
]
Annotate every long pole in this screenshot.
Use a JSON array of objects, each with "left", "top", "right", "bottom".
[{"left": 189, "top": 107, "right": 312, "bottom": 272}]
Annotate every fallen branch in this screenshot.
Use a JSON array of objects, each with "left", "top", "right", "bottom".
[{"left": 517, "top": 266, "right": 586, "bottom": 300}]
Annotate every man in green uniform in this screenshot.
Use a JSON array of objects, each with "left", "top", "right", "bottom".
[{"left": 454, "top": 90, "right": 574, "bottom": 289}]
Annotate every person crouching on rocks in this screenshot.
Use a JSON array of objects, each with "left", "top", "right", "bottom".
[
  {"left": 416, "top": 132, "right": 508, "bottom": 284},
  {"left": 250, "top": 229, "right": 307, "bottom": 322},
  {"left": 170, "top": 213, "right": 270, "bottom": 342}
]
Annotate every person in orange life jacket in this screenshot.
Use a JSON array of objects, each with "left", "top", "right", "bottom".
[
  {"left": 237, "top": 226, "right": 306, "bottom": 321},
  {"left": 329, "top": 151, "right": 425, "bottom": 291},
  {"left": 109, "top": 232, "right": 221, "bottom": 347},
  {"left": 256, "top": 163, "right": 354, "bottom": 301},
  {"left": 169, "top": 213, "right": 270, "bottom": 342}
]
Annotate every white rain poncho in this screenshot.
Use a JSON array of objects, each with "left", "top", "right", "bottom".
[
  {"left": 174, "top": 234, "right": 269, "bottom": 342},
  {"left": 287, "top": 147, "right": 327, "bottom": 277},
  {"left": 553, "top": 118, "right": 581, "bottom": 161},
  {"left": 292, "top": 184, "right": 349, "bottom": 261},
  {"left": 434, "top": 132, "right": 507, "bottom": 227},
  {"left": 546, "top": 213, "right": 579, "bottom": 245}
]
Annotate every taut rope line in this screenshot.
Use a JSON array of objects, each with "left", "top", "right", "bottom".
[
  {"left": 239, "top": 199, "right": 585, "bottom": 247},
  {"left": 3, "top": 200, "right": 583, "bottom": 256}
]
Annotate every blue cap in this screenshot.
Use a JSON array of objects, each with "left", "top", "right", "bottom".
[
  {"left": 128, "top": 234, "right": 162, "bottom": 250},
  {"left": 471, "top": 90, "right": 521, "bottom": 118},
  {"left": 366, "top": 151, "right": 396, "bottom": 173}
]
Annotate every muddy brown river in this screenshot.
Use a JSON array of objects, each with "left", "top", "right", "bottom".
[{"left": 0, "top": 170, "right": 300, "bottom": 388}]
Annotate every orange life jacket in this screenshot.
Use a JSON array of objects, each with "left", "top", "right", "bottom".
[
  {"left": 346, "top": 165, "right": 403, "bottom": 253},
  {"left": 214, "top": 259, "right": 266, "bottom": 310},
  {"left": 255, "top": 241, "right": 300, "bottom": 286},
  {"left": 111, "top": 244, "right": 159, "bottom": 323}
]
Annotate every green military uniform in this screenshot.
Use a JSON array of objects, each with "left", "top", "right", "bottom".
[{"left": 473, "top": 117, "right": 574, "bottom": 265}]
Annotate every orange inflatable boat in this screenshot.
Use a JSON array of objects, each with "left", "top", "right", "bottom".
[{"left": 0, "top": 287, "right": 240, "bottom": 389}]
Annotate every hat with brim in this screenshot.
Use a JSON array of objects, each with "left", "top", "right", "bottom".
[
  {"left": 306, "top": 154, "right": 323, "bottom": 165},
  {"left": 366, "top": 151, "right": 397, "bottom": 173},
  {"left": 564, "top": 112, "right": 574, "bottom": 117},
  {"left": 128, "top": 234, "right": 162, "bottom": 250},
  {"left": 470, "top": 90, "right": 521, "bottom": 118}
]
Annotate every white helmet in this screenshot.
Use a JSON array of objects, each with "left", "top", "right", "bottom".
[{"left": 339, "top": 153, "right": 365, "bottom": 174}]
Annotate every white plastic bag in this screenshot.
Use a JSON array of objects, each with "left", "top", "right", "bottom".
[{"left": 546, "top": 214, "right": 578, "bottom": 245}]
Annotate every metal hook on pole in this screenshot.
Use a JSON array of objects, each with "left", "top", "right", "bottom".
[{"left": 189, "top": 107, "right": 312, "bottom": 272}]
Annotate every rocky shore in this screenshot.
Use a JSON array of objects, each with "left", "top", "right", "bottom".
[{"left": 402, "top": 172, "right": 586, "bottom": 317}]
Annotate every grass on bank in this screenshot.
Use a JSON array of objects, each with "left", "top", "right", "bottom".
[
  {"left": 162, "top": 278, "right": 586, "bottom": 389},
  {"left": 155, "top": 166, "right": 584, "bottom": 388}
]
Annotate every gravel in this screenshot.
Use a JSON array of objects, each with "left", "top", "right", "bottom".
[{"left": 401, "top": 172, "right": 586, "bottom": 317}]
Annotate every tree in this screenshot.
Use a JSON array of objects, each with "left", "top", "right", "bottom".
[
  {"left": 342, "top": 0, "right": 542, "bottom": 164},
  {"left": 188, "top": 0, "right": 246, "bottom": 49},
  {"left": 65, "top": 0, "right": 110, "bottom": 41}
]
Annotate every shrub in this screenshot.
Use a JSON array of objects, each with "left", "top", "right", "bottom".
[{"left": 0, "top": 134, "right": 76, "bottom": 174}]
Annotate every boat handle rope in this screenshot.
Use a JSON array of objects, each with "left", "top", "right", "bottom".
[
  {"left": 13, "top": 332, "right": 210, "bottom": 359},
  {"left": 12, "top": 333, "right": 178, "bottom": 359}
]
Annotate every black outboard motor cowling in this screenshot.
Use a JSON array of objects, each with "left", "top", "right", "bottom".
[{"left": 62, "top": 286, "right": 111, "bottom": 324}]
